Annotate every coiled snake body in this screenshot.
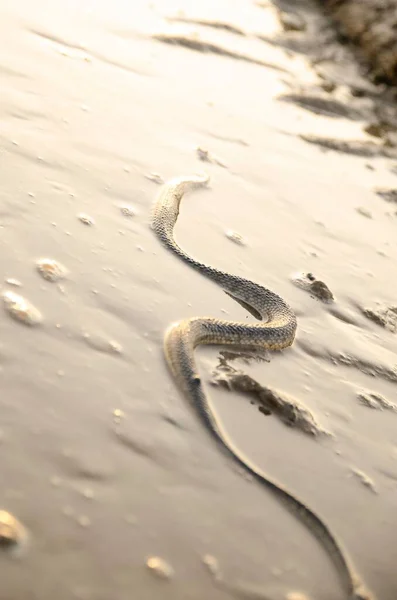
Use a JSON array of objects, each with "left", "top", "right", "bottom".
[{"left": 152, "top": 174, "right": 373, "bottom": 600}]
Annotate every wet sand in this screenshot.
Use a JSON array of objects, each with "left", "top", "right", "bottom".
[{"left": 1, "top": 1, "right": 397, "bottom": 599}]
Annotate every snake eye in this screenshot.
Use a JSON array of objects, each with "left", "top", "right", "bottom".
[{"left": 192, "top": 375, "right": 201, "bottom": 387}]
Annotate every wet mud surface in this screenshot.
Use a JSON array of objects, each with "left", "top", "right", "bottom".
[
  {"left": 324, "top": 0, "right": 397, "bottom": 85},
  {"left": 1, "top": 1, "right": 397, "bottom": 599}
]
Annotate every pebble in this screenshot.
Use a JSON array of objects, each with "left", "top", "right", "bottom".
[
  {"left": 145, "top": 172, "right": 164, "bottom": 185},
  {"left": 77, "top": 515, "right": 91, "bottom": 527},
  {"left": 0, "top": 510, "right": 27, "bottom": 550},
  {"left": 225, "top": 230, "right": 246, "bottom": 246},
  {"left": 36, "top": 258, "right": 67, "bottom": 282},
  {"left": 356, "top": 207, "right": 372, "bottom": 218},
  {"left": 81, "top": 487, "right": 94, "bottom": 500},
  {"left": 196, "top": 146, "right": 226, "bottom": 167},
  {"left": 2, "top": 291, "right": 42, "bottom": 325},
  {"left": 202, "top": 554, "right": 221, "bottom": 580},
  {"left": 291, "top": 272, "right": 334, "bottom": 302},
  {"left": 146, "top": 556, "right": 174, "bottom": 579},
  {"left": 5, "top": 278, "right": 22, "bottom": 287},
  {"left": 78, "top": 213, "right": 95, "bottom": 226},
  {"left": 278, "top": 11, "right": 306, "bottom": 32},
  {"left": 113, "top": 408, "right": 125, "bottom": 423},
  {"left": 119, "top": 204, "right": 136, "bottom": 217},
  {"left": 286, "top": 593, "right": 311, "bottom": 600},
  {"left": 82, "top": 333, "right": 122, "bottom": 355},
  {"left": 351, "top": 468, "right": 377, "bottom": 494}
]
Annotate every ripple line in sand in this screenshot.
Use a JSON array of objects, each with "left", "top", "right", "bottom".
[
  {"left": 166, "top": 16, "right": 246, "bottom": 36},
  {"left": 28, "top": 28, "right": 146, "bottom": 77},
  {"left": 300, "top": 134, "right": 397, "bottom": 158},
  {"left": 152, "top": 34, "right": 289, "bottom": 74}
]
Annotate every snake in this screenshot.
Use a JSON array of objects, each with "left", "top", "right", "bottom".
[{"left": 152, "top": 174, "right": 374, "bottom": 600}]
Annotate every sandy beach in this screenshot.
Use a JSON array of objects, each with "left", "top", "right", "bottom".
[{"left": 1, "top": 1, "right": 397, "bottom": 599}]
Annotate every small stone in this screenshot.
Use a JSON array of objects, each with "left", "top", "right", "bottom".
[
  {"left": 356, "top": 207, "right": 372, "bottom": 218},
  {"left": 291, "top": 272, "right": 334, "bottom": 302},
  {"left": 81, "top": 487, "right": 94, "bottom": 500},
  {"left": 320, "top": 80, "right": 336, "bottom": 93},
  {"left": 364, "top": 122, "right": 387, "bottom": 139},
  {"left": 279, "top": 10, "right": 306, "bottom": 32},
  {"left": 113, "top": 408, "right": 125, "bottom": 423},
  {"left": 146, "top": 556, "right": 174, "bottom": 579},
  {"left": 202, "top": 554, "right": 221, "bottom": 580},
  {"left": 145, "top": 172, "right": 164, "bottom": 185},
  {"left": 83, "top": 333, "right": 122, "bottom": 355},
  {"left": 2, "top": 291, "right": 42, "bottom": 325},
  {"left": 196, "top": 146, "right": 226, "bottom": 167},
  {"left": 351, "top": 468, "right": 377, "bottom": 494},
  {"left": 77, "top": 515, "right": 91, "bottom": 527},
  {"left": 108, "top": 340, "right": 122, "bottom": 354},
  {"left": 36, "top": 258, "right": 67, "bottom": 282},
  {"left": 78, "top": 213, "right": 95, "bottom": 226},
  {"left": 310, "top": 279, "right": 333, "bottom": 302},
  {"left": 5, "top": 278, "right": 21, "bottom": 287},
  {"left": 119, "top": 205, "right": 135, "bottom": 217},
  {"left": 196, "top": 147, "right": 210, "bottom": 162},
  {"left": 0, "top": 510, "right": 27, "bottom": 549},
  {"left": 286, "top": 593, "right": 311, "bottom": 600},
  {"left": 225, "top": 230, "right": 246, "bottom": 246}
]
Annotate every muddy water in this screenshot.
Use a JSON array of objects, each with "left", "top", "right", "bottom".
[{"left": 1, "top": 1, "right": 397, "bottom": 599}]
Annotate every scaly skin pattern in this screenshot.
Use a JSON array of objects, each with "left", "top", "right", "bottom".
[{"left": 152, "top": 175, "right": 375, "bottom": 600}]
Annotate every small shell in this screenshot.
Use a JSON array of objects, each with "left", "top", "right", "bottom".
[{"left": 2, "top": 291, "right": 42, "bottom": 325}]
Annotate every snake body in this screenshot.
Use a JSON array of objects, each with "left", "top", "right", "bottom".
[{"left": 152, "top": 174, "right": 373, "bottom": 600}]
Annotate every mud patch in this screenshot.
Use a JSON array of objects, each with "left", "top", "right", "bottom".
[
  {"left": 357, "top": 390, "right": 397, "bottom": 412},
  {"left": 300, "top": 135, "right": 397, "bottom": 158},
  {"left": 360, "top": 304, "right": 397, "bottom": 333},
  {"left": 324, "top": 0, "right": 397, "bottom": 85},
  {"left": 211, "top": 364, "right": 329, "bottom": 438},
  {"left": 375, "top": 188, "right": 397, "bottom": 203},
  {"left": 298, "top": 340, "right": 397, "bottom": 385},
  {"left": 291, "top": 272, "right": 334, "bottom": 303},
  {"left": 277, "top": 93, "right": 364, "bottom": 120}
]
